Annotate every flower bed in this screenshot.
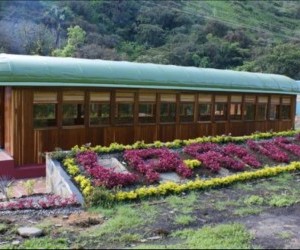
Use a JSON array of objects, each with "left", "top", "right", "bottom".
[
  {"left": 274, "top": 137, "right": 300, "bottom": 156},
  {"left": 0, "top": 194, "right": 79, "bottom": 211},
  {"left": 246, "top": 140, "right": 289, "bottom": 163},
  {"left": 123, "top": 148, "right": 192, "bottom": 183},
  {"left": 183, "top": 143, "right": 260, "bottom": 172},
  {"left": 75, "top": 150, "right": 138, "bottom": 189},
  {"left": 47, "top": 129, "right": 300, "bottom": 206}
]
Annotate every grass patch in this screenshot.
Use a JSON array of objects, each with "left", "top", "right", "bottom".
[
  {"left": 172, "top": 223, "right": 252, "bottom": 249},
  {"left": 82, "top": 205, "right": 144, "bottom": 238},
  {"left": 234, "top": 207, "right": 264, "bottom": 217},
  {"left": 112, "top": 233, "right": 141, "bottom": 243},
  {"left": 165, "top": 192, "right": 197, "bottom": 209},
  {"left": 277, "top": 231, "right": 293, "bottom": 240},
  {"left": 244, "top": 195, "right": 264, "bottom": 206},
  {"left": 268, "top": 194, "right": 299, "bottom": 207},
  {"left": 214, "top": 199, "right": 241, "bottom": 211},
  {"left": 174, "top": 214, "right": 195, "bottom": 226},
  {"left": 0, "top": 223, "right": 8, "bottom": 233},
  {"left": 133, "top": 244, "right": 181, "bottom": 249},
  {"left": 2, "top": 237, "right": 69, "bottom": 249}
]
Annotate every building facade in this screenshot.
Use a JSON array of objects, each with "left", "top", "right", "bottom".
[{"left": 0, "top": 54, "right": 298, "bottom": 178}]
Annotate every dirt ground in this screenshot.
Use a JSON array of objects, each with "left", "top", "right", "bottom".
[{"left": 1, "top": 172, "right": 300, "bottom": 249}]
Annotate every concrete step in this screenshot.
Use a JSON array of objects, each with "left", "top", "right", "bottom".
[{"left": 0, "top": 150, "right": 15, "bottom": 177}]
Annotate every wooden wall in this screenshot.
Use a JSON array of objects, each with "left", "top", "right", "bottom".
[{"left": 3, "top": 87, "right": 296, "bottom": 166}]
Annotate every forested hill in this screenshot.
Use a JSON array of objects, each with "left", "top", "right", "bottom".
[{"left": 0, "top": 0, "right": 300, "bottom": 78}]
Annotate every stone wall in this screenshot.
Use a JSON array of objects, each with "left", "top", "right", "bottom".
[{"left": 46, "top": 154, "right": 84, "bottom": 205}]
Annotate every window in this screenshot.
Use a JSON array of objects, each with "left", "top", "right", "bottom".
[
  {"left": 180, "top": 94, "right": 194, "bottom": 122},
  {"left": 115, "top": 92, "right": 134, "bottom": 124},
  {"left": 90, "top": 92, "right": 110, "bottom": 126},
  {"left": 62, "top": 91, "right": 85, "bottom": 126},
  {"left": 198, "top": 94, "right": 212, "bottom": 121},
  {"left": 256, "top": 96, "right": 268, "bottom": 120},
  {"left": 160, "top": 94, "right": 176, "bottom": 123},
  {"left": 33, "top": 92, "right": 57, "bottom": 128},
  {"left": 281, "top": 97, "right": 291, "bottom": 120},
  {"left": 244, "top": 95, "right": 255, "bottom": 120},
  {"left": 139, "top": 93, "right": 156, "bottom": 123},
  {"left": 230, "top": 95, "right": 242, "bottom": 120},
  {"left": 269, "top": 95, "right": 280, "bottom": 120},
  {"left": 214, "top": 95, "right": 228, "bottom": 121}
]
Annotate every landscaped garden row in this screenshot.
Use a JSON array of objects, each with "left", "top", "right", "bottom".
[
  {"left": 0, "top": 194, "right": 78, "bottom": 211},
  {"left": 50, "top": 129, "right": 300, "bottom": 206}
]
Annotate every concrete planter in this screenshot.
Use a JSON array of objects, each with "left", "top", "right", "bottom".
[{"left": 46, "top": 154, "right": 84, "bottom": 205}]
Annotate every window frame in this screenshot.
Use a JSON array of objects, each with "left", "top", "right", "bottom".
[
  {"left": 89, "top": 92, "right": 111, "bottom": 127},
  {"left": 62, "top": 91, "right": 85, "bottom": 127},
  {"left": 33, "top": 91, "right": 58, "bottom": 129}
]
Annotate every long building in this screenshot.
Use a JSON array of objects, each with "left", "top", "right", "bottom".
[{"left": 0, "top": 54, "right": 298, "bottom": 178}]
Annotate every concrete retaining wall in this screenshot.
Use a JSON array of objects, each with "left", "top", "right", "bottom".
[{"left": 46, "top": 154, "right": 84, "bottom": 205}]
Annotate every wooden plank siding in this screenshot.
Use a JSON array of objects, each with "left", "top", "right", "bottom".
[{"left": 3, "top": 87, "right": 296, "bottom": 166}]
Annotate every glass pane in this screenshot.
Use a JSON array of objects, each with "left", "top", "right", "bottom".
[
  {"left": 180, "top": 103, "right": 194, "bottom": 122},
  {"left": 160, "top": 103, "right": 176, "bottom": 123},
  {"left": 214, "top": 103, "right": 227, "bottom": 121},
  {"left": 269, "top": 104, "right": 280, "bottom": 120},
  {"left": 33, "top": 104, "right": 57, "bottom": 128},
  {"left": 115, "top": 103, "right": 133, "bottom": 124},
  {"left": 230, "top": 103, "right": 242, "bottom": 120},
  {"left": 199, "top": 104, "right": 211, "bottom": 121},
  {"left": 244, "top": 103, "right": 255, "bottom": 120},
  {"left": 281, "top": 105, "right": 291, "bottom": 119},
  {"left": 90, "top": 103, "right": 110, "bottom": 125},
  {"left": 257, "top": 104, "right": 267, "bottom": 120},
  {"left": 62, "top": 103, "right": 85, "bottom": 126},
  {"left": 139, "top": 103, "right": 156, "bottom": 123}
]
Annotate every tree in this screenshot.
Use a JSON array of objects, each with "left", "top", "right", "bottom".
[
  {"left": 43, "top": 5, "right": 73, "bottom": 48},
  {"left": 136, "top": 24, "right": 165, "bottom": 47},
  {"left": 52, "top": 25, "right": 86, "bottom": 57},
  {"left": 237, "top": 43, "right": 300, "bottom": 79}
]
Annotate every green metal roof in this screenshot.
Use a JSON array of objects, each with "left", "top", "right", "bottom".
[{"left": 0, "top": 53, "right": 298, "bottom": 94}]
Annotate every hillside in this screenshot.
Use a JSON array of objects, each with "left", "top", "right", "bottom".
[{"left": 0, "top": 0, "right": 299, "bottom": 78}]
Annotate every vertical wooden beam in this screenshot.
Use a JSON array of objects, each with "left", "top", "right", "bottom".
[
  {"left": 4, "top": 87, "right": 13, "bottom": 155},
  {"left": 0, "top": 87, "right": 4, "bottom": 148}
]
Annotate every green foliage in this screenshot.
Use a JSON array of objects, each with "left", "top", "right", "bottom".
[
  {"left": 234, "top": 207, "right": 264, "bottom": 216},
  {"left": 89, "top": 186, "right": 116, "bottom": 209},
  {"left": 238, "top": 43, "right": 300, "bottom": 78},
  {"left": 24, "top": 179, "right": 36, "bottom": 196},
  {"left": 83, "top": 205, "right": 143, "bottom": 238},
  {"left": 173, "top": 223, "right": 252, "bottom": 249},
  {"left": 0, "top": 223, "right": 8, "bottom": 233},
  {"left": 268, "top": 194, "right": 299, "bottom": 207},
  {"left": 1, "top": 0, "right": 299, "bottom": 73},
  {"left": 21, "top": 237, "right": 68, "bottom": 249},
  {"left": 52, "top": 25, "right": 86, "bottom": 57},
  {"left": 244, "top": 195, "right": 264, "bottom": 206},
  {"left": 174, "top": 214, "right": 195, "bottom": 225}
]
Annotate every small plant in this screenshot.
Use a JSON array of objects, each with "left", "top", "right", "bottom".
[
  {"left": 88, "top": 186, "right": 116, "bottom": 208},
  {"left": 24, "top": 179, "right": 36, "bottom": 196},
  {"left": 244, "top": 195, "right": 264, "bottom": 206},
  {"left": 0, "top": 223, "right": 8, "bottom": 233},
  {"left": 277, "top": 231, "right": 293, "bottom": 240},
  {"left": 174, "top": 214, "right": 195, "bottom": 225},
  {"left": 49, "top": 147, "right": 69, "bottom": 161},
  {"left": 0, "top": 175, "right": 13, "bottom": 201},
  {"left": 184, "top": 159, "right": 201, "bottom": 169}
]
